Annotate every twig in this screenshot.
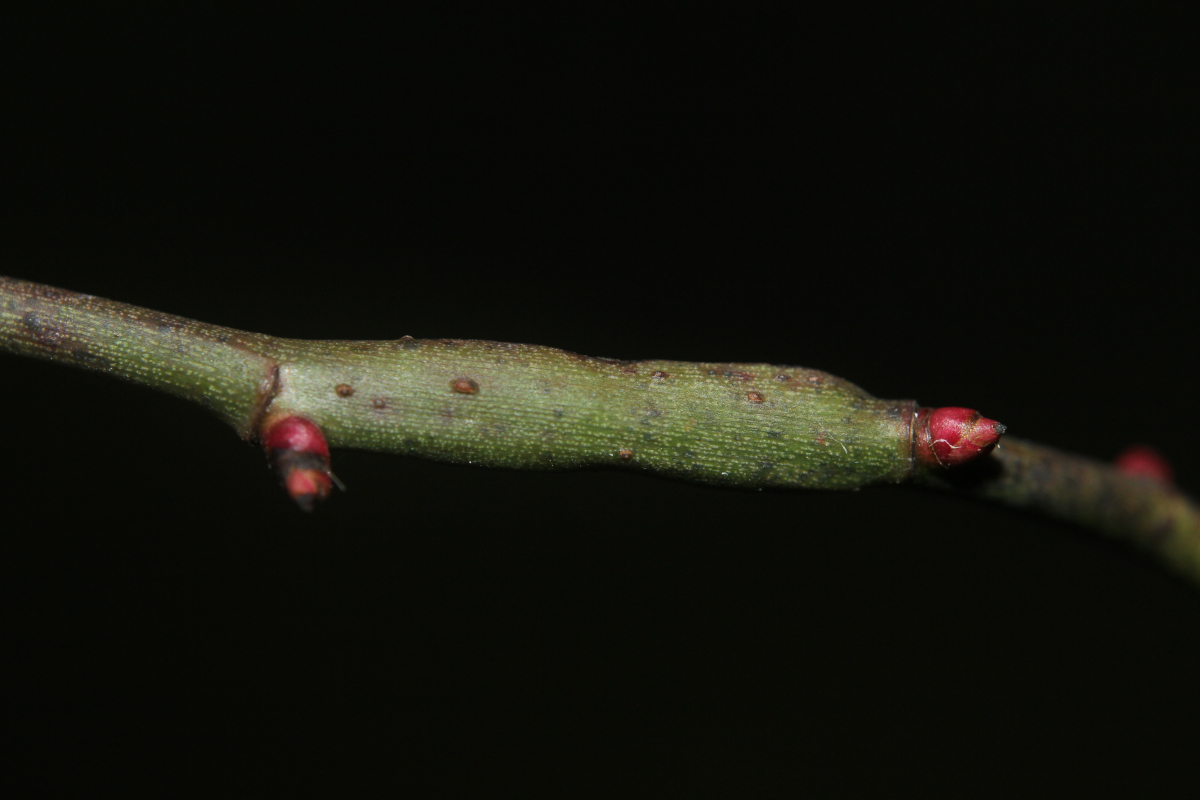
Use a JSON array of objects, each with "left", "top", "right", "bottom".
[{"left": 4, "top": 275, "right": 1198, "bottom": 585}]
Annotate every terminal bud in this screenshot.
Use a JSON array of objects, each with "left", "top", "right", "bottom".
[{"left": 915, "top": 406, "right": 1006, "bottom": 469}]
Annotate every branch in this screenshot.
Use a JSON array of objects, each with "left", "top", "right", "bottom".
[{"left": 4, "top": 275, "right": 1198, "bottom": 585}]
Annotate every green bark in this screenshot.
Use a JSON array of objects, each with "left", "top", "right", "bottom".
[{"left": 1, "top": 276, "right": 915, "bottom": 489}]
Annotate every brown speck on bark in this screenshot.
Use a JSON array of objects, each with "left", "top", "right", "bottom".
[
  {"left": 400, "top": 335, "right": 414, "bottom": 340},
  {"left": 619, "top": 449, "right": 634, "bottom": 460},
  {"left": 372, "top": 397, "right": 389, "bottom": 409},
  {"left": 335, "top": 383, "right": 355, "bottom": 398},
  {"left": 724, "top": 370, "right": 755, "bottom": 382},
  {"left": 747, "top": 391, "right": 765, "bottom": 403},
  {"left": 775, "top": 373, "right": 790, "bottom": 382},
  {"left": 651, "top": 370, "right": 669, "bottom": 379},
  {"left": 807, "top": 375, "right": 823, "bottom": 386},
  {"left": 452, "top": 378, "right": 479, "bottom": 394}
]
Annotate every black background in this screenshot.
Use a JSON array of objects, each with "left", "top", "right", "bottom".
[{"left": 3, "top": 8, "right": 1198, "bottom": 794}]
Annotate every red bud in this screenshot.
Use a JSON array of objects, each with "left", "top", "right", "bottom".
[
  {"left": 284, "top": 468, "right": 334, "bottom": 512},
  {"left": 1114, "top": 445, "right": 1173, "bottom": 485},
  {"left": 262, "top": 415, "right": 337, "bottom": 511},
  {"left": 915, "top": 406, "right": 1006, "bottom": 469},
  {"left": 263, "top": 416, "right": 330, "bottom": 459}
]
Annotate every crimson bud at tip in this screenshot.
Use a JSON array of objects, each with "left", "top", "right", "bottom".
[
  {"left": 915, "top": 406, "right": 1006, "bottom": 469},
  {"left": 262, "top": 415, "right": 336, "bottom": 511}
]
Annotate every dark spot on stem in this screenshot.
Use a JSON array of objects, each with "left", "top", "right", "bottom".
[
  {"left": 652, "top": 370, "right": 669, "bottom": 379},
  {"left": 373, "top": 397, "right": 389, "bottom": 410},
  {"left": 747, "top": 391, "right": 765, "bottom": 403},
  {"left": 807, "top": 375, "right": 823, "bottom": 386},
  {"left": 774, "top": 373, "right": 790, "bottom": 382},
  {"left": 336, "top": 384, "right": 355, "bottom": 398},
  {"left": 724, "top": 370, "right": 755, "bottom": 382},
  {"left": 553, "top": 408, "right": 565, "bottom": 418},
  {"left": 452, "top": 378, "right": 479, "bottom": 394},
  {"left": 21, "top": 312, "right": 54, "bottom": 342},
  {"left": 19, "top": 311, "right": 110, "bottom": 367},
  {"left": 619, "top": 449, "right": 634, "bottom": 460}
]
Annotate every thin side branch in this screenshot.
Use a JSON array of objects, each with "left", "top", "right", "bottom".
[{"left": 917, "top": 439, "right": 1200, "bottom": 582}]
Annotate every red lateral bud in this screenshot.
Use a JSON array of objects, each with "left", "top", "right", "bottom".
[
  {"left": 915, "top": 406, "right": 1006, "bottom": 469},
  {"left": 1114, "top": 445, "right": 1173, "bottom": 485},
  {"left": 262, "top": 416, "right": 336, "bottom": 511},
  {"left": 263, "top": 416, "right": 330, "bottom": 459},
  {"left": 285, "top": 468, "right": 334, "bottom": 512}
]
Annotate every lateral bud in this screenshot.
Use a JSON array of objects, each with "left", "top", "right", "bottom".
[
  {"left": 915, "top": 406, "right": 1006, "bottom": 469},
  {"left": 262, "top": 415, "right": 337, "bottom": 511}
]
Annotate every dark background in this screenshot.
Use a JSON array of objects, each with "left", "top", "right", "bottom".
[{"left": 3, "top": 8, "right": 1197, "bottom": 794}]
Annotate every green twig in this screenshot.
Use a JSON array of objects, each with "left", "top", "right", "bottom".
[{"left": 4, "top": 275, "right": 1199, "bottom": 585}]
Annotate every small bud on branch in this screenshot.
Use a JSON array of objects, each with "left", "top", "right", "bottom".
[
  {"left": 262, "top": 416, "right": 336, "bottom": 511},
  {"left": 914, "top": 406, "right": 1007, "bottom": 469},
  {"left": 1114, "top": 445, "right": 1174, "bottom": 485}
]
